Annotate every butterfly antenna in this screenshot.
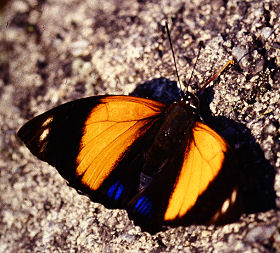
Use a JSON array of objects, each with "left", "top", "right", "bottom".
[
  {"left": 198, "top": 59, "right": 234, "bottom": 95},
  {"left": 184, "top": 42, "right": 203, "bottom": 91},
  {"left": 165, "top": 21, "right": 182, "bottom": 92}
]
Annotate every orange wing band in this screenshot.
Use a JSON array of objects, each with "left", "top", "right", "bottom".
[
  {"left": 76, "top": 96, "right": 165, "bottom": 190},
  {"left": 164, "top": 122, "right": 228, "bottom": 220}
]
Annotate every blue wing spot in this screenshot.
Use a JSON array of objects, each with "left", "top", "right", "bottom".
[
  {"left": 115, "top": 184, "right": 124, "bottom": 200},
  {"left": 107, "top": 181, "right": 119, "bottom": 198},
  {"left": 134, "top": 196, "right": 152, "bottom": 217},
  {"left": 144, "top": 202, "right": 152, "bottom": 217},
  {"left": 135, "top": 196, "right": 145, "bottom": 209},
  {"left": 107, "top": 180, "right": 124, "bottom": 200}
]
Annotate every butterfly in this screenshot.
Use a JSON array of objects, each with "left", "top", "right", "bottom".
[
  {"left": 17, "top": 58, "right": 243, "bottom": 233},
  {"left": 17, "top": 20, "right": 244, "bottom": 233}
]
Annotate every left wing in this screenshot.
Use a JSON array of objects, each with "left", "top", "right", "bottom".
[{"left": 17, "top": 96, "right": 166, "bottom": 207}]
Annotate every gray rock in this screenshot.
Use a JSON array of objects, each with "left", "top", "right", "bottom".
[{"left": 1, "top": 0, "right": 279, "bottom": 252}]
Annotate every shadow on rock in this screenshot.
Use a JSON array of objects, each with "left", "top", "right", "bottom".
[{"left": 131, "top": 77, "right": 276, "bottom": 220}]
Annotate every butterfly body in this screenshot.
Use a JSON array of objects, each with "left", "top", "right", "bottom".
[
  {"left": 18, "top": 94, "right": 241, "bottom": 233},
  {"left": 139, "top": 100, "right": 196, "bottom": 177}
]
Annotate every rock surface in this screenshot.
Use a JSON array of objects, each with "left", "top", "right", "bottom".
[{"left": 0, "top": 0, "right": 280, "bottom": 252}]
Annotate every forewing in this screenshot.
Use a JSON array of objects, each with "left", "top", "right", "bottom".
[
  {"left": 17, "top": 95, "right": 166, "bottom": 203},
  {"left": 164, "top": 122, "right": 240, "bottom": 225}
]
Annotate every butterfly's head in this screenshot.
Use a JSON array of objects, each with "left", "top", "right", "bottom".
[{"left": 182, "top": 91, "right": 200, "bottom": 112}]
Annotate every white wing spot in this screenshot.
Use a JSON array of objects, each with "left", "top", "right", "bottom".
[
  {"left": 211, "top": 188, "right": 238, "bottom": 222},
  {"left": 231, "top": 188, "right": 237, "bottom": 204},
  {"left": 41, "top": 116, "right": 53, "bottom": 127},
  {"left": 39, "top": 128, "right": 50, "bottom": 142},
  {"left": 221, "top": 198, "right": 230, "bottom": 214}
]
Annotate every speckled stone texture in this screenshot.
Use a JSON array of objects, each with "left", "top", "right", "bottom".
[{"left": 1, "top": 0, "right": 280, "bottom": 252}]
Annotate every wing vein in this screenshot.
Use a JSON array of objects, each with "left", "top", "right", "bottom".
[{"left": 80, "top": 118, "right": 155, "bottom": 186}]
